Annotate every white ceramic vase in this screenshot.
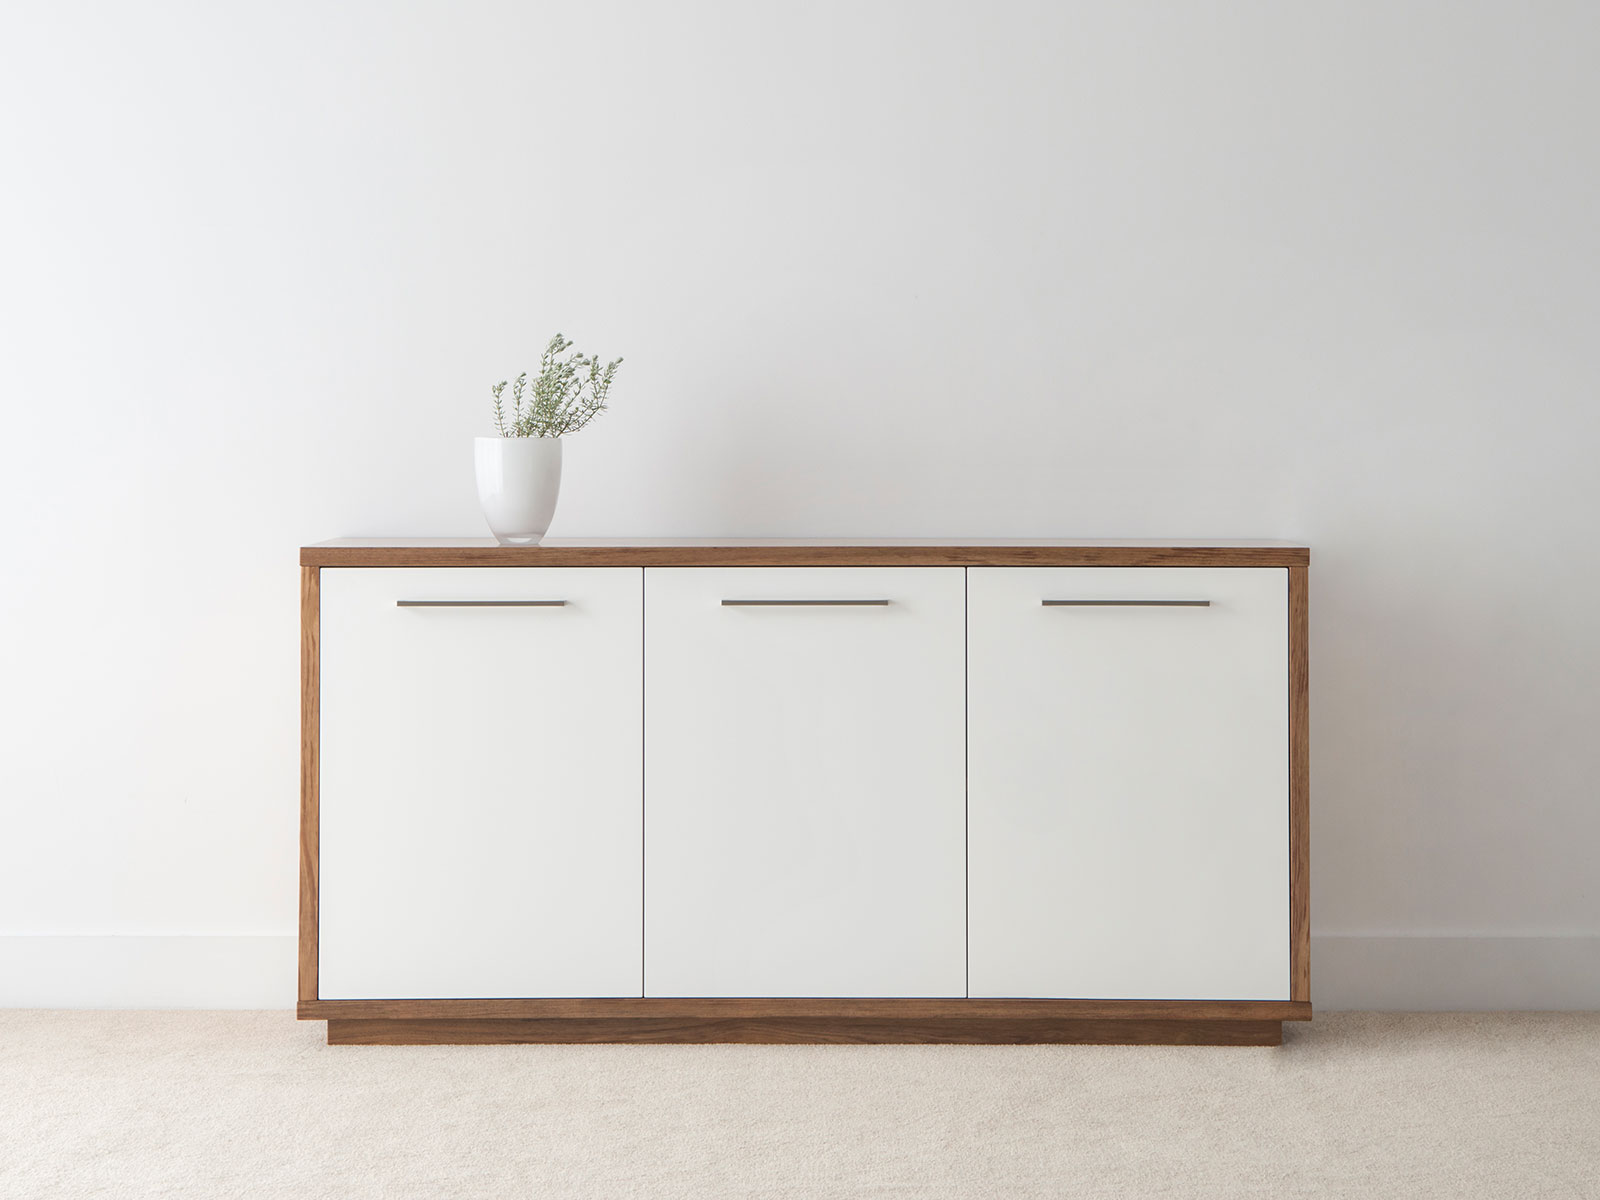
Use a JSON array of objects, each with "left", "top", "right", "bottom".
[{"left": 474, "top": 436, "right": 563, "bottom": 545}]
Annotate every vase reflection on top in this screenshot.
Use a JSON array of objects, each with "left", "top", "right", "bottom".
[{"left": 474, "top": 436, "right": 563, "bottom": 546}]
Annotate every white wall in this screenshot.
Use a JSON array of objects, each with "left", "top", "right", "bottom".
[{"left": 3, "top": 1, "right": 1597, "bottom": 1008}]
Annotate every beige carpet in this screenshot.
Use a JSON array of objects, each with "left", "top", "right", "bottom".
[{"left": 2, "top": 1012, "right": 1597, "bottom": 1198}]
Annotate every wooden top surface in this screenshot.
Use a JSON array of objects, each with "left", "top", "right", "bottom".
[{"left": 301, "top": 538, "right": 1309, "bottom": 567}]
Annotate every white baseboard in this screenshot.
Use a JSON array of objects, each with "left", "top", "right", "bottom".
[
  {"left": 0, "top": 935, "right": 297, "bottom": 1009},
  {"left": 2, "top": 934, "right": 1596, "bottom": 1010},
  {"left": 1311, "top": 935, "right": 1600, "bottom": 1011}
]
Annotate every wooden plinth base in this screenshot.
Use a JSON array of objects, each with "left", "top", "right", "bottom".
[{"left": 325, "top": 1017, "right": 1284, "bottom": 1046}]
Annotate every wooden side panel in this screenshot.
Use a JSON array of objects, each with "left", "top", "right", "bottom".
[
  {"left": 326, "top": 1017, "right": 1285, "bottom": 1046},
  {"left": 1289, "top": 565, "right": 1311, "bottom": 1002},
  {"left": 299, "top": 565, "right": 319, "bottom": 1005}
]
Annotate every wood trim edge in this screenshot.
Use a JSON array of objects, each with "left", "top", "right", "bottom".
[
  {"left": 299, "top": 998, "right": 1312, "bottom": 1022},
  {"left": 301, "top": 545, "right": 1310, "bottom": 568},
  {"left": 1288, "top": 565, "right": 1311, "bottom": 1002},
  {"left": 326, "top": 1016, "right": 1287, "bottom": 1046},
  {"left": 300, "top": 553, "right": 1313, "bottom": 1022},
  {"left": 299, "top": 565, "right": 320, "bottom": 1005}
]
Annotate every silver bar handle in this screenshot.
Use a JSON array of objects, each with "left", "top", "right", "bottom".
[
  {"left": 397, "top": 600, "right": 567, "bottom": 607},
  {"left": 1042, "top": 599, "right": 1210, "bottom": 607},
  {"left": 722, "top": 599, "right": 891, "bottom": 607}
]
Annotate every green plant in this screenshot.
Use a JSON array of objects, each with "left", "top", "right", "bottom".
[{"left": 490, "top": 333, "right": 623, "bottom": 438}]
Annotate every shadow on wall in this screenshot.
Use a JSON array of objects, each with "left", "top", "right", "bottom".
[
  {"left": 1309, "top": 532, "right": 1600, "bottom": 941},
  {"left": 679, "top": 392, "right": 1003, "bottom": 538},
  {"left": 681, "top": 392, "right": 859, "bottom": 535}
]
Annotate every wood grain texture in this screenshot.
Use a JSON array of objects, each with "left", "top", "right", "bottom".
[
  {"left": 299, "top": 565, "right": 320, "bottom": 1005},
  {"left": 326, "top": 1017, "right": 1285, "bottom": 1046},
  {"left": 1288, "top": 564, "right": 1311, "bottom": 1003},
  {"left": 299, "top": 997, "right": 1311, "bottom": 1021},
  {"left": 300, "top": 539, "right": 1310, "bottom": 569}
]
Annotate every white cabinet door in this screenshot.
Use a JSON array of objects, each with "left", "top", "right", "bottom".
[
  {"left": 644, "top": 568, "right": 966, "bottom": 997},
  {"left": 968, "top": 567, "right": 1289, "bottom": 1000},
  {"left": 318, "top": 567, "right": 642, "bottom": 999}
]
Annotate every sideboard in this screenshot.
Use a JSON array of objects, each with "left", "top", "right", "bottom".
[{"left": 299, "top": 539, "right": 1309, "bottom": 1045}]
